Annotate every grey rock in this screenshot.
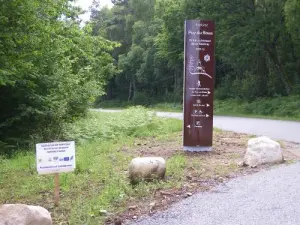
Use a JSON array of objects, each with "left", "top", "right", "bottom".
[
  {"left": 129, "top": 157, "right": 166, "bottom": 184},
  {"left": 0, "top": 204, "right": 52, "bottom": 225},
  {"left": 244, "top": 136, "right": 283, "bottom": 167}
]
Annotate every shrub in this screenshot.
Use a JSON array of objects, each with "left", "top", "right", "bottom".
[{"left": 62, "top": 106, "right": 181, "bottom": 143}]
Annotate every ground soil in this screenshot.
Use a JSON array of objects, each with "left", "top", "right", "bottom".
[{"left": 106, "top": 131, "right": 300, "bottom": 225}]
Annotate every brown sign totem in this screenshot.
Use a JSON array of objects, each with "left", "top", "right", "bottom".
[{"left": 183, "top": 20, "right": 215, "bottom": 151}]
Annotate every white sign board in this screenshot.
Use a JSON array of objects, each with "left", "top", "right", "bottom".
[{"left": 36, "top": 141, "right": 75, "bottom": 175}]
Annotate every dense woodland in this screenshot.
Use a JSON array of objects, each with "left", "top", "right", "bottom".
[
  {"left": 91, "top": 0, "right": 300, "bottom": 103},
  {"left": 1, "top": 0, "right": 300, "bottom": 152}
]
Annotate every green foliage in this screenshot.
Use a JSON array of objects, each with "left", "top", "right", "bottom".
[
  {"left": 214, "top": 96, "right": 300, "bottom": 119},
  {"left": 94, "top": 99, "right": 135, "bottom": 108},
  {"left": 284, "top": 0, "right": 300, "bottom": 57},
  {"left": 90, "top": 0, "right": 183, "bottom": 101},
  {"left": 63, "top": 106, "right": 182, "bottom": 143},
  {"left": 132, "top": 92, "right": 153, "bottom": 105},
  {"left": 2, "top": 0, "right": 300, "bottom": 153},
  {"left": 166, "top": 154, "right": 186, "bottom": 181},
  {"left": 0, "top": 0, "right": 118, "bottom": 154},
  {"left": 90, "top": 0, "right": 299, "bottom": 105}
]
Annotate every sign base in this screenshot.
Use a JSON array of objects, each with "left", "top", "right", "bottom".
[{"left": 183, "top": 146, "right": 213, "bottom": 152}]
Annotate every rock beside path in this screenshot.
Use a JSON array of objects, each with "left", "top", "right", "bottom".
[
  {"left": 0, "top": 204, "right": 52, "bottom": 225},
  {"left": 129, "top": 157, "right": 166, "bottom": 184},
  {"left": 244, "top": 136, "right": 283, "bottom": 167}
]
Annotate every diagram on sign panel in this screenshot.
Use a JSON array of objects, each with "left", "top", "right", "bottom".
[
  {"left": 188, "top": 55, "right": 212, "bottom": 79},
  {"left": 193, "top": 109, "right": 203, "bottom": 115}
]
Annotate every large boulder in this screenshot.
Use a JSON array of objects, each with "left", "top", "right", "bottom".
[
  {"left": 0, "top": 204, "right": 52, "bottom": 225},
  {"left": 243, "top": 136, "right": 283, "bottom": 167},
  {"left": 129, "top": 157, "right": 166, "bottom": 184}
]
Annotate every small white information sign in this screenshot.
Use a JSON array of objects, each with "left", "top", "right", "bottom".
[{"left": 36, "top": 141, "right": 75, "bottom": 175}]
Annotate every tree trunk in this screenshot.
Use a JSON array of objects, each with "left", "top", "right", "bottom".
[
  {"left": 266, "top": 46, "right": 291, "bottom": 95},
  {"left": 174, "top": 69, "right": 177, "bottom": 93},
  {"left": 128, "top": 76, "right": 136, "bottom": 101},
  {"left": 257, "top": 52, "right": 268, "bottom": 96},
  {"left": 128, "top": 81, "right": 133, "bottom": 101},
  {"left": 106, "top": 80, "right": 114, "bottom": 100},
  {"left": 132, "top": 76, "right": 136, "bottom": 99}
]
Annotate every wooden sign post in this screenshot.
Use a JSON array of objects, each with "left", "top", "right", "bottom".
[
  {"left": 183, "top": 20, "right": 215, "bottom": 151},
  {"left": 54, "top": 173, "right": 60, "bottom": 206},
  {"left": 36, "top": 141, "right": 76, "bottom": 207}
]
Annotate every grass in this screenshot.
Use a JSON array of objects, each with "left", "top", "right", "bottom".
[
  {"left": 95, "top": 100, "right": 182, "bottom": 112},
  {"left": 95, "top": 95, "right": 300, "bottom": 121},
  {"left": 0, "top": 107, "right": 186, "bottom": 224},
  {"left": 213, "top": 97, "right": 300, "bottom": 121}
]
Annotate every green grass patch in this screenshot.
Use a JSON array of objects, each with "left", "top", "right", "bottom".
[
  {"left": 0, "top": 106, "right": 185, "bottom": 224},
  {"left": 166, "top": 154, "right": 186, "bottom": 182},
  {"left": 96, "top": 95, "right": 300, "bottom": 121},
  {"left": 148, "top": 103, "right": 182, "bottom": 112},
  {"left": 95, "top": 99, "right": 182, "bottom": 112},
  {"left": 214, "top": 96, "right": 300, "bottom": 121}
]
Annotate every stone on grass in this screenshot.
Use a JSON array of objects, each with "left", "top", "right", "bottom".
[
  {"left": 243, "top": 136, "right": 283, "bottom": 167},
  {"left": 0, "top": 204, "right": 52, "bottom": 225},
  {"left": 129, "top": 157, "right": 166, "bottom": 184}
]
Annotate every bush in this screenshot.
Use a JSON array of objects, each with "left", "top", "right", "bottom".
[
  {"left": 62, "top": 106, "right": 182, "bottom": 143},
  {"left": 214, "top": 95, "right": 300, "bottom": 119},
  {"left": 132, "top": 92, "right": 154, "bottom": 106}
]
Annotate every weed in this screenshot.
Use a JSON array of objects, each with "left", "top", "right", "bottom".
[
  {"left": 249, "top": 134, "right": 257, "bottom": 138},
  {"left": 213, "top": 127, "right": 223, "bottom": 133},
  {"left": 166, "top": 154, "right": 186, "bottom": 181}
]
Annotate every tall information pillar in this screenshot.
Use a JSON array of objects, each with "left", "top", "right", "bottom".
[{"left": 183, "top": 20, "right": 215, "bottom": 152}]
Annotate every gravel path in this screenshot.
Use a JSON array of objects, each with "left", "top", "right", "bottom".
[{"left": 128, "top": 162, "right": 300, "bottom": 225}]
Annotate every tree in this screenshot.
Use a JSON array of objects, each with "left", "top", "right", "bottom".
[
  {"left": 0, "top": 0, "right": 118, "bottom": 153},
  {"left": 90, "top": 0, "right": 300, "bottom": 104}
]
